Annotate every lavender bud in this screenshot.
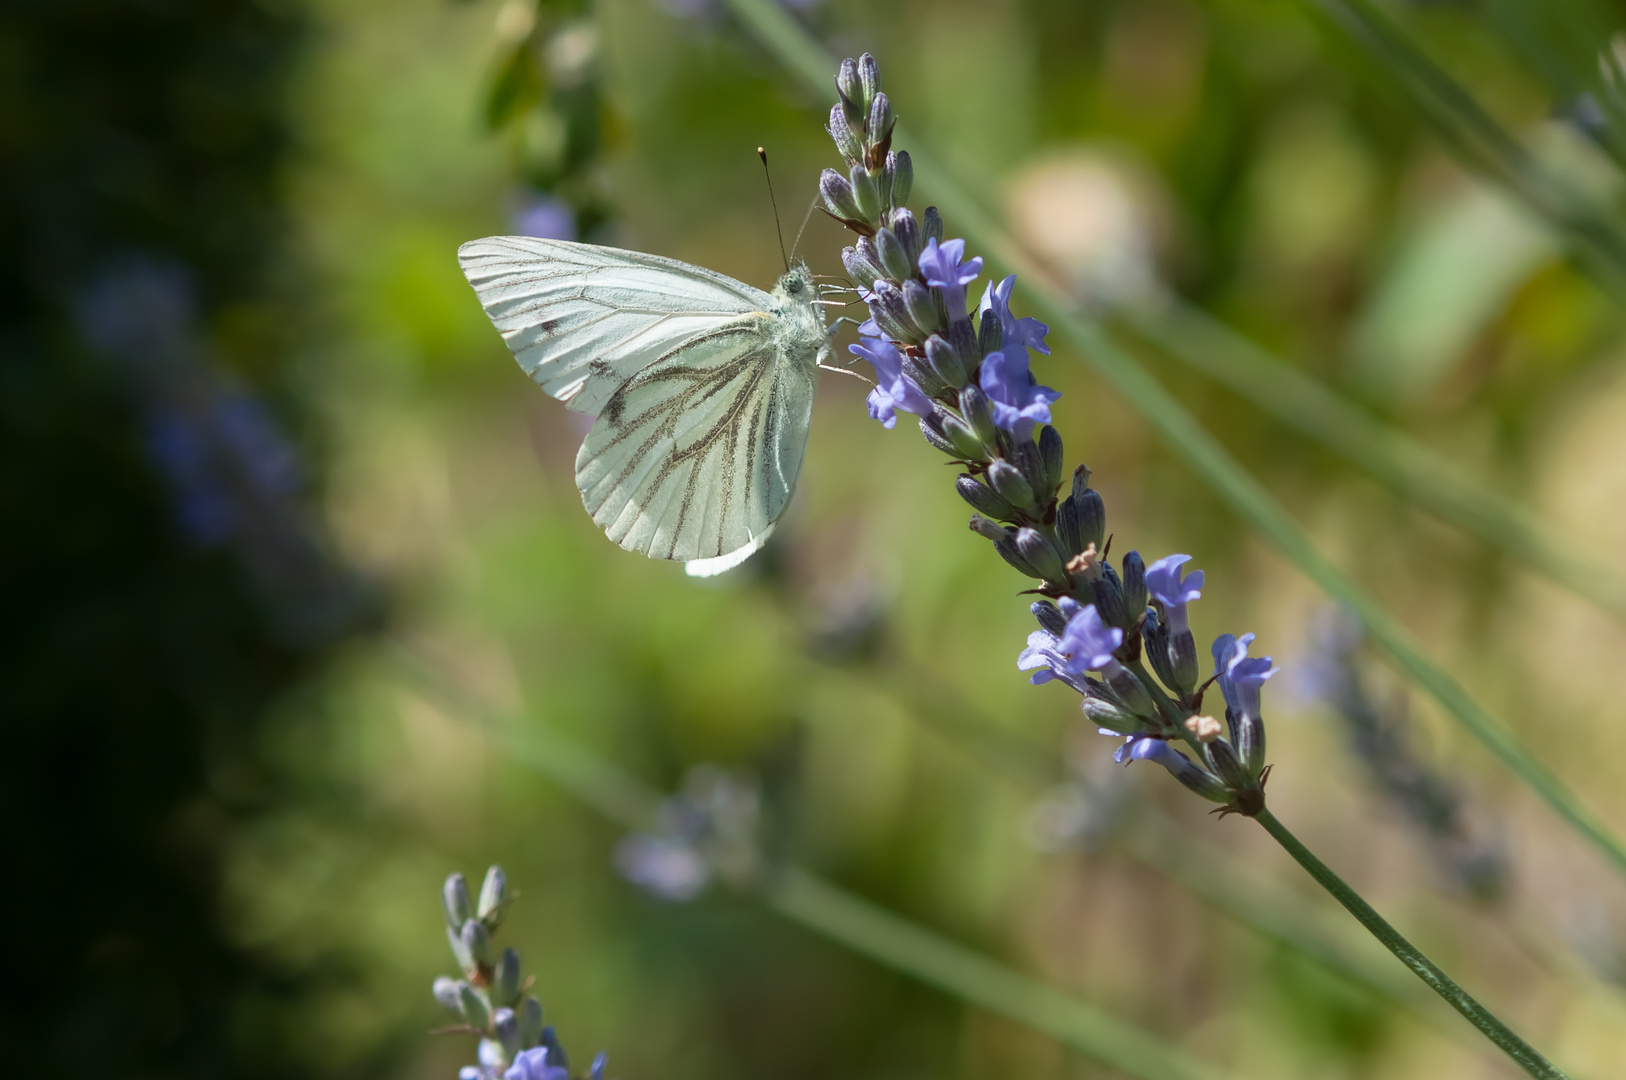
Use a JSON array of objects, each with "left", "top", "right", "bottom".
[
  {"left": 923, "top": 205, "right": 944, "bottom": 244},
  {"left": 1082, "top": 694, "right": 1147, "bottom": 734},
  {"left": 857, "top": 53, "right": 881, "bottom": 110},
  {"left": 957, "top": 474, "right": 1015, "bottom": 520},
  {"left": 827, "top": 104, "right": 863, "bottom": 163},
  {"left": 1142, "top": 610, "right": 1180, "bottom": 692},
  {"left": 850, "top": 165, "right": 881, "bottom": 223},
  {"left": 493, "top": 947, "right": 522, "bottom": 1006},
  {"left": 477, "top": 865, "right": 508, "bottom": 923},
  {"left": 968, "top": 514, "right": 1009, "bottom": 543},
  {"left": 1238, "top": 710, "right": 1266, "bottom": 777},
  {"left": 1121, "top": 551, "right": 1147, "bottom": 616},
  {"left": 888, "top": 150, "right": 913, "bottom": 207},
  {"left": 461, "top": 918, "right": 493, "bottom": 969},
  {"left": 1204, "top": 737, "right": 1255, "bottom": 792},
  {"left": 821, "top": 169, "right": 862, "bottom": 223},
  {"left": 1016, "top": 527, "right": 1069, "bottom": 582},
  {"left": 978, "top": 304, "right": 1002, "bottom": 357},
  {"left": 986, "top": 459, "right": 1036, "bottom": 512},
  {"left": 918, "top": 414, "right": 961, "bottom": 457},
  {"left": 1031, "top": 600, "right": 1068, "bottom": 636},
  {"left": 891, "top": 207, "right": 922, "bottom": 263},
  {"left": 495, "top": 1008, "right": 520, "bottom": 1057},
  {"left": 839, "top": 57, "right": 865, "bottom": 126},
  {"left": 1057, "top": 495, "right": 1082, "bottom": 556},
  {"left": 1076, "top": 484, "right": 1105, "bottom": 554},
  {"left": 868, "top": 280, "right": 922, "bottom": 343},
  {"left": 948, "top": 317, "right": 978, "bottom": 368},
  {"left": 937, "top": 410, "right": 988, "bottom": 460},
  {"left": 518, "top": 996, "right": 544, "bottom": 1048},
  {"left": 902, "top": 352, "right": 947, "bottom": 397},
  {"left": 1094, "top": 562, "right": 1128, "bottom": 630},
  {"left": 1010, "top": 438, "right": 1047, "bottom": 504},
  {"left": 444, "top": 873, "right": 473, "bottom": 928},
  {"left": 995, "top": 535, "right": 1043, "bottom": 578},
  {"left": 923, "top": 334, "right": 967, "bottom": 387},
  {"left": 1167, "top": 625, "right": 1199, "bottom": 697},
  {"left": 902, "top": 279, "right": 940, "bottom": 334},
  {"left": 875, "top": 228, "right": 913, "bottom": 281},
  {"left": 458, "top": 983, "right": 493, "bottom": 1031},
  {"left": 867, "top": 91, "right": 895, "bottom": 148},
  {"left": 843, "top": 240, "right": 886, "bottom": 288},
  {"left": 1038, "top": 425, "right": 1064, "bottom": 496},
  {"left": 1149, "top": 743, "right": 1232, "bottom": 802},
  {"left": 959, "top": 383, "right": 1000, "bottom": 450},
  {"left": 433, "top": 976, "right": 465, "bottom": 1014}
]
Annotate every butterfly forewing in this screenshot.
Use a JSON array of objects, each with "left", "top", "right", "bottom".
[
  {"left": 457, "top": 237, "right": 772, "bottom": 417},
  {"left": 575, "top": 314, "right": 816, "bottom": 565}
]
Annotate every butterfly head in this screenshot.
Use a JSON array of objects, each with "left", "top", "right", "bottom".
[{"left": 774, "top": 261, "right": 816, "bottom": 304}]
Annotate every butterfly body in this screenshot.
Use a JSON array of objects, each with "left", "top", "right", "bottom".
[{"left": 459, "top": 238, "right": 828, "bottom": 576}]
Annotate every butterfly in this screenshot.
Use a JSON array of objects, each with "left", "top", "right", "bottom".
[{"left": 458, "top": 237, "right": 833, "bottom": 576}]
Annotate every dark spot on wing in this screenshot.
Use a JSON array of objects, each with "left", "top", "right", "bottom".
[{"left": 537, "top": 317, "right": 562, "bottom": 335}]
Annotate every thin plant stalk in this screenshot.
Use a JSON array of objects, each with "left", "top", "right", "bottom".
[
  {"left": 724, "top": 0, "right": 1626, "bottom": 888},
  {"left": 1256, "top": 808, "right": 1570, "bottom": 1080}
]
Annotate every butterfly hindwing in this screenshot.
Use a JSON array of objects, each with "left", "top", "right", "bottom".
[
  {"left": 575, "top": 314, "right": 817, "bottom": 566},
  {"left": 457, "top": 236, "right": 773, "bottom": 417}
]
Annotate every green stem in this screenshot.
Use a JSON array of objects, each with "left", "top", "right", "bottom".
[{"left": 1255, "top": 808, "right": 1570, "bottom": 1080}]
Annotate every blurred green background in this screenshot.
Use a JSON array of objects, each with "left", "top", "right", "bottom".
[{"left": 12, "top": 0, "right": 1626, "bottom": 1077}]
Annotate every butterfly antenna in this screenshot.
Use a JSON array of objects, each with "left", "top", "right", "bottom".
[
  {"left": 790, "top": 192, "right": 819, "bottom": 261},
  {"left": 758, "top": 146, "right": 789, "bottom": 271}
]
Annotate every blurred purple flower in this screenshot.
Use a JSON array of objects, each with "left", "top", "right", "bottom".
[
  {"left": 613, "top": 834, "right": 709, "bottom": 901},
  {"left": 979, "top": 348, "right": 1060, "bottom": 439},
  {"left": 1059, "top": 604, "right": 1123, "bottom": 675},
  {"left": 512, "top": 194, "right": 578, "bottom": 241},
  {"left": 918, "top": 237, "right": 982, "bottom": 323},
  {"left": 849, "top": 336, "right": 930, "bottom": 428},
  {"left": 506, "top": 1047, "right": 568, "bottom": 1080}
]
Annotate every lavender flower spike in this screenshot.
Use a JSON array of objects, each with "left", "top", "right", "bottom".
[
  {"left": 979, "top": 275, "right": 1050, "bottom": 356},
  {"left": 850, "top": 336, "right": 931, "bottom": 429},
  {"left": 918, "top": 237, "right": 982, "bottom": 322},
  {"left": 979, "top": 347, "right": 1061, "bottom": 440},
  {"left": 1145, "top": 554, "right": 1203, "bottom": 638}
]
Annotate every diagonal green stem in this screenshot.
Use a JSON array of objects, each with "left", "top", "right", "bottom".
[
  {"left": 393, "top": 646, "right": 1244, "bottom": 1080},
  {"left": 1121, "top": 300, "right": 1626, "bottom": 622},
  {"left": 723, "top": 0, "right": 1626, "bottom": 886},
  {"left": 1255, "top": 808, "right": 1570, "bottom": 1079}
]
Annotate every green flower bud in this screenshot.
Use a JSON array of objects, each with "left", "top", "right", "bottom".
[
  {"left": 987, "top": 459, "right": 1036, "bottom": 512},
  {"left": 888, "top": 151, "right": 913, "bottom": 208},
  {"left": 478, "top": 865, "right": 509, "bottom": 924},
  {"left": 493, "top": 947, "right": 522, "bottom": 1007},
  {"left": 849, "top": 165, "right": 881, "bottom": 225},
  {"left": 443, "top": 873, "right": 472, "bottom": 929}
]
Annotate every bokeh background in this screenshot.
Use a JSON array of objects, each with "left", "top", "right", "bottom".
[{"left": 11, "top": 0, "right": 1626, "bottom": 1077}]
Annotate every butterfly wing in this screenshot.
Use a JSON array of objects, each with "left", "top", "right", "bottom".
[
  {"left": 575, "top": 313, "right": 817, "bottom": 572},
  {"left": 459, "top": 236, "right": 820, "bottom": 573},
  {"left": 457, "top": 236, "right": 773, "bottom": 417}
]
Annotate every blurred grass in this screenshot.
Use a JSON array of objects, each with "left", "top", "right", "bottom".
[{"left": 210, "top": 2, "right": 1626, "bottom": 1079}]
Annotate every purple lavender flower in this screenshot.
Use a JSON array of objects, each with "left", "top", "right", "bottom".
[
  {"left": 1212, "top": 633, "right": 1277, "bottom": 722},
  {"left": 979, "top": 348, "right": 1061, "bottom": 439},
  {"left": 1059, "top": 603, "right": 1125, "bottom": 675},
  {"left": 979, "top": 275, "right": 1050, "bottom": 356},
  {"left": 917, "top": 237, "right": 982, "bottom": 323},
  {"left": 589, "top": 1053, "right": 608, "bottom": 1080},
  {"left": 506, "top": 1047, "right": 569, "bottom": 1080},
  {"left": 1145, "top": 554, "right": 1203, "bottom": 638},
  {"left": 512, "top": 193, "right": 578, "bottom": 241},
  {"left": 850, "top": 336, "right": 931, "bottom": 428}
]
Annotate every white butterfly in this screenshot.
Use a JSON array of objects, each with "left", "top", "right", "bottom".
[{"left": 458, "top": 237, "right": 831, "bottom": 576}]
